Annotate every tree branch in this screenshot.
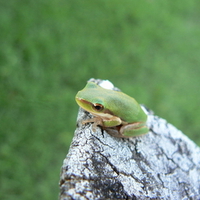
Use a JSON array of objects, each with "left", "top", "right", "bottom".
[{"left": 59, "top": 79, "right": 200, "bottom": 200}]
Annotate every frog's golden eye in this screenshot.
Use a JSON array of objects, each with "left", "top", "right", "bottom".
[{"left": 92, "top": 103, "right": 104, "bottom": 111}]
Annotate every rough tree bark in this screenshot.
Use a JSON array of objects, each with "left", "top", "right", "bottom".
[{"left": 59, "top": 79, "right": 200, "bottom": 200}]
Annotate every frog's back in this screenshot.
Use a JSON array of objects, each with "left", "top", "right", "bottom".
[{"left": 103, "top": 90, "right": 147, "bottom": 123}]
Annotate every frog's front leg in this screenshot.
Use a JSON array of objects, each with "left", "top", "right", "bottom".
[
  {"left": 119, "top": 122, "right": 149, "bottom": 138},
  {"left": 81, "top": 117, "right": 104, "bottom": 132},
  {"left": 82, "top": 115, "right": 122, "bottom": 133}
]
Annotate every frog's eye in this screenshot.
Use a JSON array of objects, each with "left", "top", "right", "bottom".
[{"left": 92, "top": 103, "right": 104, "bottom": 111}]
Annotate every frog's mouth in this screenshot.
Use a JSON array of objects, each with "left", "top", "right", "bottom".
[
  {"left": 75, "top": 97, "right": 114, "bottom": 117},
  {"left": 75, "top": 97, "right": 91, "bottom": 108}
]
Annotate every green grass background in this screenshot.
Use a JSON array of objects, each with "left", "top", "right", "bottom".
[{"left": 1, "top": 0, "right": 200, "bottom": 199}]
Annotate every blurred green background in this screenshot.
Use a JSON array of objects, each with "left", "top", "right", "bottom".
[{"left": 1, "top": 0, "right": 200, "bottom": 199}]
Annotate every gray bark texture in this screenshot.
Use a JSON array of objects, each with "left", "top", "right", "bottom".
[{"left": 59, "top": 79, "right": 200, "bottom": 200}]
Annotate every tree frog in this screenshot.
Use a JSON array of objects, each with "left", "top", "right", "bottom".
[{"left": 75, "top": 81, "right": 148, "bottom": 138}]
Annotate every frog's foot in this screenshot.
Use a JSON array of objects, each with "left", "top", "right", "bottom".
[{"left": 81, "top": 117, "right": 104, "bottom": 132}]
